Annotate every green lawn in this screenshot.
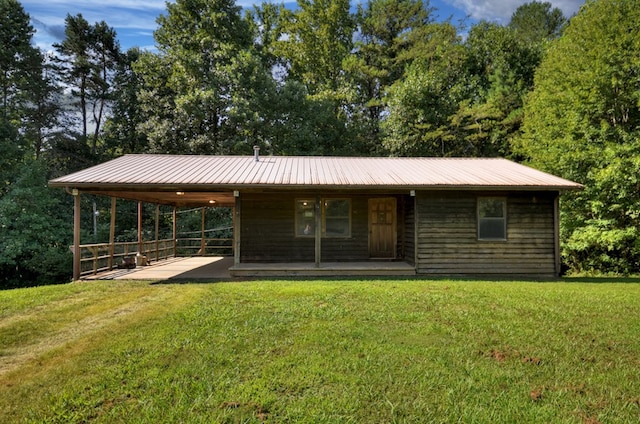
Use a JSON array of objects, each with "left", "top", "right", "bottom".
[{"left": 1, "top": 279, "right": 639, "bottom": 423}]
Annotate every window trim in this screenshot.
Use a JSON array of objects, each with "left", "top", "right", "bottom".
[{"left": 477, "top": 197, "right": 507, "bottom": 241}]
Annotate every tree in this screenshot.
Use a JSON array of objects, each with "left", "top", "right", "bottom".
[
  {"left": 0, "top": 0, "right": 38, "bottom": 113},
  {"left": 54, "top": 14, "right": 93, "bottom": 144},
  {"left": 23, "top": 51, "right": 61, "bottom": 160},
  {"left": 137, "top": 0, "right": 263, "bottom": 154},
  {"left": 381, "top": 22, "right": 468, "bottom": 156},
  {"left": 90, "top": 21, "right": 120, "bottom": 150},
  {"left": 508, "top": 1, "right": 566, "bottom": 43},
  {"left": 264, "top": 0, "right": 356, "bottom": 154},
  {"left": 0, "top": 160, "right": 72, "bottom": 287},
  {"left": 54, "top": 14, "right": 120, "bottom": 156},
  {"left": 103, "top": 47, "right": 148, "bottom": 155},
  {"left": 516, "top": 0, "right": 640, "bottom": 273},
  {"left": 276, "top": 0, "right": 355, "bottom": 94},
  {"left": 247, "top": 2, "right": 288, "bottom": 72},
  {"left": 0, "top": 0, "right": 42, "bottom": 187},
  {"left": 343, "top": 0, "right": 435, "bottom": 154},
  {"left": 445, "top": 21, "right": 546, "bottom": 158}
]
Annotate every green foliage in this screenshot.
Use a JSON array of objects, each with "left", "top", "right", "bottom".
[
  {"left": 343, "top": 0, "right": 435, "bottom": 154},
  {"left": 22, "top": 52, "right": 61, "bottom": 161},
  {"left": 4, "top": 0, "right": 640, "bottom": 279},
  {"left": 0, "top": 0, "right": 46, "bottom": 178},
  {"left": 562, "top": 140, "right": 640, "bottom": 274},
  {"left": 517, "top": 0, "right": 640, "bottom": 274},
  {"left": 136, "top": 0, "right": 265, "bottom": 155},
  {"left": 0, "top": 0, "right": 38, "bottom": 113},
  {"left": 53, "top": 13, "right": 120, "bottom": 159},
  {"left": 382, "top": 23, "right": 468, "bottom": 156},
  {"left": 276, "top": 0, "right": 355, "bottom": 94},
  {"left": 102, "top": 48, "right": 148, "bottom": 155},
  {"left": 0, "top": 160, "right": 72, "bottom": 287},
  {"left": 271, "top": 0, "right": 357, "bottom": 154},
  {"left": 508, "top": 1, "right": 566, "bottom": 43},
  {"left": 0, "top": 118, "right": 22, "bottom": 192},
  {"left": 445, "top": 22, "right": 544, "bottom": 158}
]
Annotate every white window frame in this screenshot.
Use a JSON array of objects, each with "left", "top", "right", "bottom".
[{"left": 477, "top": 197, "right": 507, "bottom": 241}]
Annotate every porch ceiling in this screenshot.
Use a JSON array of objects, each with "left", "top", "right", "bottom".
[{"left": 80, "top": 188, "right": 235, "bottom": 207}]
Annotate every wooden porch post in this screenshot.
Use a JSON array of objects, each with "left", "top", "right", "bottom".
[
  {"left": 554, "top": 193, "right": 561, "bottom": 277},
  {"left": 172, "top": 206, "right": 177, "bottom": 258},
  {"left": 234, "top": 192, "right": 241, "bottom": 266},
  {"left": 315, "top": 196, "right": 321, "bottom": 268},
  {"left": 73, "top": 190, "right": 81, "bottom": 280},
  {"left": 155, "top": 204, "right": 160, "bottom": 262},
  {"left": 137, "top": 201, "right": 143, "bottom": 254},
  {"left": 413, "top": 191, "right": 419, "bottom": 271},
  {"left": 108, "top": 197, "right": 116, "bottom": 270},
  {"left": 200, "top": 207, "right": 206, "bottom": 256}
]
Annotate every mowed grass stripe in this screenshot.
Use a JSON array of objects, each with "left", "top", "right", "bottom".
[
  {"left": 0, "top": 282, "right": 205, "bottom": 377},
  {"left": 0, "top": 280, "right": 639, "bottom": 423}
]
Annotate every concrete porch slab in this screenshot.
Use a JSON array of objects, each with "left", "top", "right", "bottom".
[
  {"left": 82, "top": 257, "right": 416, "bottom": 281},
  {"left": 83, "top": 257, "right": 233, "bottom": 281}
]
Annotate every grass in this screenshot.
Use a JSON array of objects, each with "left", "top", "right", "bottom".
[{"left": 1, "top": 279, "right": 639, "bottom": 423}]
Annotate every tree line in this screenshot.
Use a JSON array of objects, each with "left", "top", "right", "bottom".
[{"left": 1, "top": 0, "right": 639, "bottom": 286}]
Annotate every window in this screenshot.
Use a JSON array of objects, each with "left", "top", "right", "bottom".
[
  {"left": 323, "top": 199, "right": 351, "bottom": 237},
  {"left": 478, "top": 198, "right": 507, "bottom": 240},
  {"left": 295, "top": 198, "right": 352, "bottom": 238},
  {"left": 295, "top": 199, "right": 315, "bottom": 237}
]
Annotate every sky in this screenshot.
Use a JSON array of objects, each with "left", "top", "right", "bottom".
[{"left": 21, "top": 0, "right": 586, "bottom": 52}]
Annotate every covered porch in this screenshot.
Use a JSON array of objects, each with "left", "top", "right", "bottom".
[
  {"left": 80, "top": 256, "right": 416, "bottom": 281},
  {"left": 68, "top": 192, "right": 235, "bottom": 280},
  {"left": 61, "top": 185, "right": 417, "bottom": 281}
]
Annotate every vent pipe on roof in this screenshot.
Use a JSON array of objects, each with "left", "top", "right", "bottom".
[{"left": 253, "top": 145, "right": 260, "bottom": 162}]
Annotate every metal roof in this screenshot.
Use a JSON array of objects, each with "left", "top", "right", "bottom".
[{"left": 49, "top": 155, "right": 582, "bottom": 206}]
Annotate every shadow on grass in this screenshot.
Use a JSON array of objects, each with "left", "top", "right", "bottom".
[
  {"left": 152, "top": 274, "right": 640, "bottom": 285},
  {"left": 152, "top": 275, "right": 552, "bottom": 285},
  {"left": 561, "top": 276, "right": 640, "bottom": 284}
]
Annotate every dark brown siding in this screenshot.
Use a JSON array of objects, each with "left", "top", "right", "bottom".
[
  {"left": 415, "top": 191, "right": 557, "bottom": 277},
  {"left": 322, "top": 196, "right": 369, "bottom": 261},
  {"left": 402, "top": 196, "right": 416, "bottom": 265},
  {"left": 240, "top": 192, "right": 371, "bottom": 263},
  {"left": 240, "top": 193, "right": 313, "bottom": 262}
]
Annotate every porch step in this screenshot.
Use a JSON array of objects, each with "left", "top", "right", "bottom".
[{"left": 229, "top": 262, "right": 416, "bottom": 277}]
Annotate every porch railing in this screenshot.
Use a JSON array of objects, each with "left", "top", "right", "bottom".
[
  {"left": 175, "top": 237, "right": 234, "bottom": 257},
  {"left": 76, "top": 237, "right": 233, "bottom": 276}
]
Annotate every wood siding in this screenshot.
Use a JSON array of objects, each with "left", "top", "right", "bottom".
[
  {"left": 402, "top": 196, "right": 415, "bottom": 265},
  {"left": 240, "top": 193, "right": 313, "bottom": 262},
  {"left": 240, "top": 192, "right": 370, "bottom": 263},
  {"left": 415, "top": 191, "right": 558, "bottom": 277}
]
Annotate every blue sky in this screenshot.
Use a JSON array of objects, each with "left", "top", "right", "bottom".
[{"left": 21, "top": 0, "right": 585, "bottom": 52}]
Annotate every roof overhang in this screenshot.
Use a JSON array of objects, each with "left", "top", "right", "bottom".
[{"left": 49, "top": 155, "right": 583, "bottom": 206}]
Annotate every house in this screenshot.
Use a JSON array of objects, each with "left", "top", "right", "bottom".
[{"left": 49, "top": 152, "right": 582, "bottom": 279}]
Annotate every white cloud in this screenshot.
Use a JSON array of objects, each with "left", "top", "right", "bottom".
[
  {"left": 22, "top": 0, "right": 167, "bottom": 10},
  {"left": 23, "top": 0, "right": 168, "bottom": 48},
  {"left": 24, "top": 2, "right": 167, "bottom": 31},
  {"left": 448, "top": 0, "right": 584, "bottom": 23}
]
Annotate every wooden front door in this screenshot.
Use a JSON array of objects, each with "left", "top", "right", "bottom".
[{"left": 369, "top": 198, "right": 397, "bottom": 259}]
